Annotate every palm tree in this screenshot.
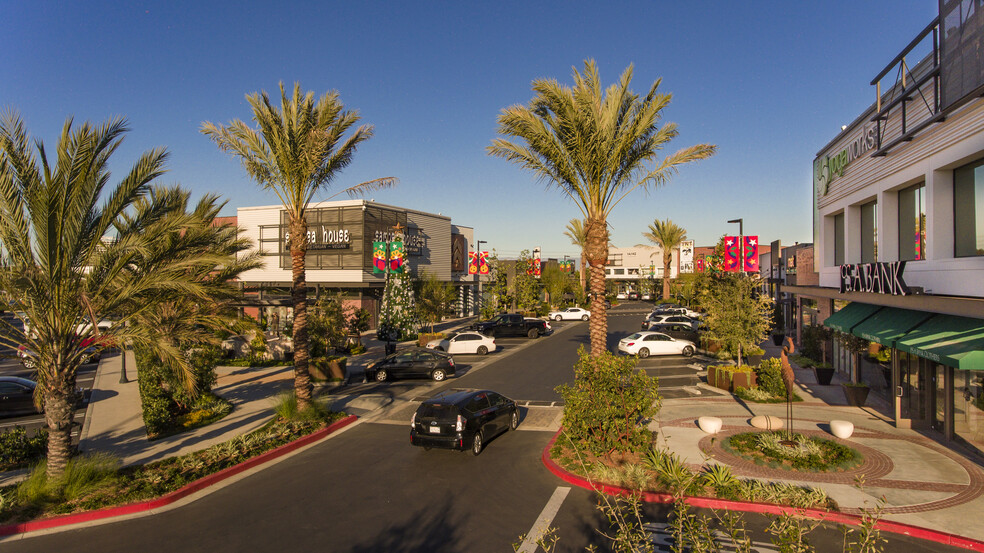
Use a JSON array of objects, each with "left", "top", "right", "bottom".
[
  {"left": 643, "top": 219, "right": 688, "bottom": 301},
  {"left": 563, "top": 219, "right": 588, "bottom": 293},
  {"left": 0, "top": 113, "right": 244, "bottom": 478},
  {"left": 489, "top": 60, "right": 715, "bottom": 355},
  {"left": 202, "top": 82, "right": 396, "bottom": 410}
]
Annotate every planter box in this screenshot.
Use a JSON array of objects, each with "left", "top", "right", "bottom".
[
  {"left": 814, "top": 367, "right": 835, "bottom": 386},
  {"left": 311, "top": 357, "right": 347, "bottom": 381},
  {"left": 772, "top": 333, "right": 786, "bottom": 346},
  {"left": 708, "top": 367, "right": 757, "bottom": 393},
  {"left": 705, "top": 339, "right": 723, "bottom": 354},
  {"left": 842, "top": 385, "right": 870, "bottom": 407},
  {"left": 747, "top": 354, "right": 764, "bottom": 366}
]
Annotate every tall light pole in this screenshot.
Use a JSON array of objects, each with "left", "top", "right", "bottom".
[
  {"left": 728, "top": 218, "right": 744, "bottom": 273},
  {"left": 476, "top": 240, "right": 486, "bottom": 316}
]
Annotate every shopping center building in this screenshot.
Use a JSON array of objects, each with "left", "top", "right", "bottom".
[
  {"left": 235, "top": 200, "right": 478, "bottom": 327},
  {"left": 789, "top": 8, "right": 984, "bottom": 459}
]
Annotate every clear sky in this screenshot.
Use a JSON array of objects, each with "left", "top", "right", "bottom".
[{"left": 2, "top": 1, "right": 939, "bottom": 259}]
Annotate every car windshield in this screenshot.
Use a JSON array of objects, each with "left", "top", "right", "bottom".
[{"left": 417, "top": 403, "right": 458, "bottom": 420}]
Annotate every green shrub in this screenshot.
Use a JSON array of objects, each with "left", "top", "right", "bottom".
[
  {"left": 272, "top": 392, "right": 335, "bottom": 424},
  {"left": 135, "top": 345, "right": 178, "bottom": 437},
  {"left": 756, "top": 357, "right": 786, "bottom": 398},
  {"left": 16, "top": 453, "right": 120, "bottom": 505},
  {"left": 726, "top": 432, "right": 861, "bottom": 472},
  {"left": 556, "top": 347, "right": 660, "bottom": 458},
  {"left": 0, "top": 427, "right": 47, "bottom": 471},
  {"left": 801, "top": 325, "right": 831, "bottom": 362}
]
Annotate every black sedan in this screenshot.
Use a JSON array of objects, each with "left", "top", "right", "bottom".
[
  {"left": 0, "top": 376, "right": 40, "bottom": 417},
  {"left": 410, "top": 389, "right": 519, "bottom": 455},
  {"left": 365, "top": 348, "right": 456, "bottom": 382}
]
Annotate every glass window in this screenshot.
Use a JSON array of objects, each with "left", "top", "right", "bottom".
[
  {"left": 860, "top": 201, "right": 878, "bottom": 263},
  {"left": 613, "top": 268, "right": 625, "bottom": 275},
  {"left": 955, "top": 159, "right": 984, "bottom": 257},
  {"left": 833, "top": 213, "right": 845, "bottom": 265},
  {"left": 954, "top": 370, "right": 984, "bottom": 456},
  {"left": 899, "top": 183, "right": 927, "bottom": 261}
]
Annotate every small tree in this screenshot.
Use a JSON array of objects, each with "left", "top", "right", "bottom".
[
  {"left": 308, "top": 292, "right": 352, "bottom": 356},
  {"left": 378, "top": 270, "right": 419, "bottom": 342},
  {"left": 701, "top": 273, "right": 773, "bottom": 366},
  {"left": 513, "top": 249, "right": 541, "bottom": 313},
  {"left": 415, "top": 271, "right": 457, "bottom": 333},
  {"left": 348, "top": 308, "right": 371, "bottom": 348},
  {"left": 481, "top": 251, "right": 510, "bottom": 319},
  {"left": 541, "top": 263, "right": 572, "bottom": 307},
  {"left": 556, "top": 348, "right": 660, "bottom": 458}
]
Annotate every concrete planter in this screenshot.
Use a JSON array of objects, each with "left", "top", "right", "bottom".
[
  {"left": 815, "top": 367, "right": 835, "bottom": 386},
  {"left": 842, "top": 384, "right": 870, "bottom": 407}
]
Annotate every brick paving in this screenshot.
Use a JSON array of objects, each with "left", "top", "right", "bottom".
[{"left": 662, "top": 414, "right": 984, "bottom": 515}]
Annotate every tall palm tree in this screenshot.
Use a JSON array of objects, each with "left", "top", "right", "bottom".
[
  {"left": 202, "top": 82, "right": 396, "bottom": 410},
  {"left": 643, "top": 219, "right": 688, "bottom": 301},
  {"left": 489, "top": 60, "right": 715, "bottom": 355},
  {"left": 0, "top": 113, "right": 242, "bottom": 478},
  {"left": 563, "top": 219, "right": 588, "bottom": 293}
]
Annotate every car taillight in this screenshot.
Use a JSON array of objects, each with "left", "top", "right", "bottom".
[
  {"left": 410, "top": 412, "right": 416, "bottom": 428},
  {"left": 455, "top": 415, "right": 464, "bottom": 432},
  {"left": 627, "top": 342, "right": 635, "bottom": 347},
  {"left": 448, "top": 358, "right": 454, "bottom": 367}
]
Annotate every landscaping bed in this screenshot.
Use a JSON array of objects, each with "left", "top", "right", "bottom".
[
  {"left": 0, "top": 411, "right": 346, "bottom": 525},
  {"left": 724, "top": 431, "right": 862, "bottom": 472}
]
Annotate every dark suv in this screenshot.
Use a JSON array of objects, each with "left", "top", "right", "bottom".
[
  {"left": 365, "top": 348, "right": 455, "bottom": 382},
  {"left": 645, "top": 322, "right": 699, "bottom": 344},
  {"left": 410, "top": 389, "right": 519, "bottom": 455}
]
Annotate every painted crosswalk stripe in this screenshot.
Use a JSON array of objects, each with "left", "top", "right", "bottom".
[{"left": 517, "top": 486, "right": 570, "bottom": 553}]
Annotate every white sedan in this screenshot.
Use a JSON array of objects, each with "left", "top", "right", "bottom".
[
  {"left": 548, "top": 307, "right": 591, "bottom": 321},
  {"left": 617, "top": 331, "right": 696, "bottom": 358},
  {"left": 426, "top": 332, "right": 497, "bottom": 355}
]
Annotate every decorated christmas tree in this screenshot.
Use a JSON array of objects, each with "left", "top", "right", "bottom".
[{"left": 377, "top": 269, "right": 419, "bottom": 342}]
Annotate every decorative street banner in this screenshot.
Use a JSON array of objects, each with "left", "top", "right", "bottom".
[
  {"left": 695, "top": 256, "right": 705, "bottom": 273},
  {"left": 723, "top": 236, "right": 741, "bottom": 272},
  {"left": 743, "top": 236, "right": 760, "bottom": 272},
  {"left": 389, "top": 240, "right": 405, "bottom": 273},
  {"left": 468, "top": 251, "right": 479, "bottom": 275},
  {"left": 679, "top": 240, "right": 694, "bottom": 273},
  {"left": 478, "top": 251, "right": 490, "bottom": 275},
  {"left": 372, "top": 241, "right": 388, "bottom": 274},
  {"left": 530, "top": 247, "right": 542, "bottom": 278},
  {"left": 706, "top": 254, "right": 723, "bottom": 274}
]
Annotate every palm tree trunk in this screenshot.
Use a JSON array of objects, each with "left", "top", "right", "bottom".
[
  {"left": 44, "top": 369, "right": 77, "bottom": 479},
  {"left": 585, "top": 216, "right": 609, "bottom": 357},
  {"left": 662, "top": 251, "right": 672, "bottom": 300},
  {"left": 289, "top": 216, "right": 313, "bottom": 411}
]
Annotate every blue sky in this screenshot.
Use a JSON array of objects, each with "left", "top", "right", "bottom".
[{"left": 2, "top": 1, "right": 939, "bottom": 259}]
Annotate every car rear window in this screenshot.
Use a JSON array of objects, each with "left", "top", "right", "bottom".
[{"left": 417, "top": 403, "right": 458, "bottom": 420}]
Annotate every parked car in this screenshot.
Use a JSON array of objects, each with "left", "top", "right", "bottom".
[
  {"left": 548, "top": 307, "right": 590, "bottom": 321},
  {"left": 641, "top": 313, "right": 698, "bottom": 330},
  {"left": 645, "top": 322, "right": 700, "bottom": 345},
  {"left": 365, "top": 348, "right": 455, "bottom": 382},
  {"left": 0, "top": 376, "right": 40, "bottom": 416},
  {"left": 617, "top": 331, "right": 696, "bottom": 358},
  {"left": 426, "top": 332, "right": 497, "bottom": 355},
  {"left": 627, "top": 291, "right": 640, "bottom": 300},
  {"left": 471, "top": 313, "right": 548, "bottom": 338},
  {"left": 409, "top": 388, "right": 519, "bottom": 455},
  {"left": 18, "top": 335, "right": 106, "bottom": 369}
]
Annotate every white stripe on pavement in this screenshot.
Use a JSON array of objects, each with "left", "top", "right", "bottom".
[{"left": 517, "top": 486, "right": 570, "bottom": 553}]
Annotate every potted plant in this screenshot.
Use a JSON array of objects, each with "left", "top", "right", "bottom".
[
  {"left": 842, "top": 382, "right": 870, "bottom": 407},
  {"left": 771, "top": 303, "right": 785, "bottom": 346},
  {"left": 814, "top": 362, "right": 835, "bottom": 385},
  {"left": 746, "top": 346, "right": 765, "bottom": 366}
]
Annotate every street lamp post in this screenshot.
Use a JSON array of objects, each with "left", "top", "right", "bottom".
[
  {"left": 728, "top": 218, "right": 744, "bottom": 273},
  {"left": 476, "top": 240, "right": 487, "bottom": 316}
]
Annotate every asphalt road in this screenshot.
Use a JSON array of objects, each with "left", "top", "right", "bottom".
[{"left": 0, "top": 302, "right": 970, "bottom": 552}]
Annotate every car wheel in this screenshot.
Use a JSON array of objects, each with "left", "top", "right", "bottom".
[
  {"left": 581, "top": 314, "right": 589, "bottom": 321},
  {"left": 374, "top": 369, "right": 388, "bottom": 382},
  {"left": 638, "top": 348, "right": 650, "bottom": 359},
  {"left": 510, "top": 409, "right": 519, "bottom": 430},
  {"left": 431, "top": 368, "right": 447, "bottom": 381},
  {"left": 527, "top": 328, "right": 539, "bottom": 339},
  {"left": 477, "top": 345, "right": 488, "bottom": 355},
  {"left": 555, "top": 315, "right": 563, "bottom": 322},
  {"left": 471, "top": 431, "right": 484, "bottom": 456},
  {"left": 682, "top": 346, "right": 695, "bottom": 357}
]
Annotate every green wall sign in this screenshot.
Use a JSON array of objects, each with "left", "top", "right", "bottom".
[{"left": 814, "top": 125, "right": 877, "bottom": 197}]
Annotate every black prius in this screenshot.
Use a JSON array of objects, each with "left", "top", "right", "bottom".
[{"left": 410, "top": 389, "right": 519, "bottom": 455}]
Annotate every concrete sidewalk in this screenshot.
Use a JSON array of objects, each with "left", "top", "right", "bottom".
[{"left": 658, "top": 341, "right": 984, "bottom": 542}]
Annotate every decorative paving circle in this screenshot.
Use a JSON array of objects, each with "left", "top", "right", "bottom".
[{"left": 662, "top": 415, "right": 984, "bottom": 514}]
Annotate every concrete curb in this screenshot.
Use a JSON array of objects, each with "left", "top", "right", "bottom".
[
  {"left": 541, "top": 429, "right": 984, "bottom": 551},
  {"left": 0, "top": 415, "right": 358, "bottom": 538}
]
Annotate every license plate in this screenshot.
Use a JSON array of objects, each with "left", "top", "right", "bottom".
[{"left": 428, "top": 426, "right": 440, "bottom": 434}]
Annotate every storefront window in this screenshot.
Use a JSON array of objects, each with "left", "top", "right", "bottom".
[
  {"left": 953, "top": 370, "right": 984, "bottom": 456},
  {"left": 833, "top": 212, "right": 845, "bottom": 266},
  {"left": 954, "top": 158, "right": 984, "bottom": 257},
  {"left": 899, "top": 183, "right": 927, "bottom": 261},
  {"left": 860, "top": 200, "right": 877, "bottom": 263}
]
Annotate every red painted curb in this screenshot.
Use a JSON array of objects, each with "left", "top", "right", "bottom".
[
  {"left": 0, "top": 415, "right": 358, "bottom": 537},
  {"left": 542, "top": 429, "right": 984, "bottom": 551}
]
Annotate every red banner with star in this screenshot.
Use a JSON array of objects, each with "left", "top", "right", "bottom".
[
  {"left": 723, "top": 236, "right": 741, "bottom": 272},
  {"left": 743, "top": 236, "right": 759, "bottom": 272}
]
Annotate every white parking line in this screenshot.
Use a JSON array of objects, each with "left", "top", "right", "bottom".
[{"left": 517, "top": 486, "right": 570, "bottom": 553}]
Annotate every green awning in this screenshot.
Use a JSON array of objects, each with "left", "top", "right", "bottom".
[
  {"left": 823, "top": 302, "right": 882, "bottom": 333},
  {"left": 896, "top": 314, "right": 984, "bottom": 371},
  {"left": 851, "top": 307, "right": 935, "bottom": 347}
]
